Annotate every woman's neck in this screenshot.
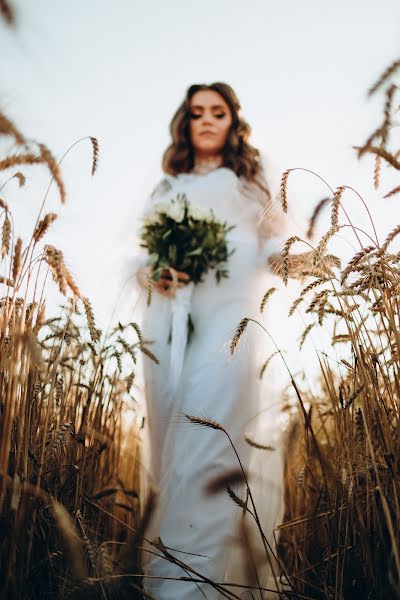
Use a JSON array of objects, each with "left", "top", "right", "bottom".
[{"left": 192, "top": 154, "right": 223, "bottom": 175}]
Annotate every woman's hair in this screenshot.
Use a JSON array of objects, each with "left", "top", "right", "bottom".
[{"left": 162, "top": 82, "right": 270, "bottom": 202}]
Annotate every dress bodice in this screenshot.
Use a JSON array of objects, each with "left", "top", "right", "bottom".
[
  {"left": 150, "top": 167, "right": 277, "bottom": 253},
  {"left": 138, "top": 163, "right": 288, "bottom": 291}
]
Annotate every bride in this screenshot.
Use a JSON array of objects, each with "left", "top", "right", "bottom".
[{"left": 134, "top": 82, "right": 305, "bottom": 599}]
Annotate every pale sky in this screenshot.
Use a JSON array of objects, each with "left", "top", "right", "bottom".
[{"left": 1, "top": 0, "right": 399, "bottom": 383}]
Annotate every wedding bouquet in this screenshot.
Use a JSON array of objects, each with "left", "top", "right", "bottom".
[
  {"left": 140, "top": 193, "right": 235, "bottom": 286},
  {"left": 139, "top": 193, "right": 235, "bottom": 395}
]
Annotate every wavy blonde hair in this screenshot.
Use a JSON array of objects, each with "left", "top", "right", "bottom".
[{"left": 162, "top": 82, "right": 271, "bottom": 204}]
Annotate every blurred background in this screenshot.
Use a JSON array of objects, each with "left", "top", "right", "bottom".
[{"left": 1, "top": 0, "right": 399, "bottom": 380}]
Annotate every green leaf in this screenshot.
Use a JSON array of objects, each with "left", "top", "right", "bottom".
[
  {"left": 169, "top": 245, "right": 177, "bottom": 264},
  {"left": 186, "top": 247, "right": 203, "bottom": 256}
]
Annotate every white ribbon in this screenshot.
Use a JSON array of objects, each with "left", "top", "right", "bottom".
[{"left": 169, "top": 281, "right": 195, "bottom": 397}]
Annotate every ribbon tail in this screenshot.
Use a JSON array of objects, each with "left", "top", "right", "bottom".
[{"left": 169, "top": 282, "right": 195, "bottom": 397}]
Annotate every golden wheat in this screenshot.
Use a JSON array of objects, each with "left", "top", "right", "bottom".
[
  {"left": 368, "top": 59, "right": 400, "bottom": 96},
  {"left": 1, "top": 211, "right": 11, "bottom": 258},
  {"left": 89, "top": 136, "right": 99, "bottom": 175},
  {"left": 0, "top": 111, "right": 24, "bottom": 143},
  {"left": 259, "top": 286, "right": 276, "bottom": 313},
  {"left": 306, "top": 197, "right": 330, "bottom": 239},
  {"left": 184, "top": 413, "right": 226, "bottom": 432},
  {"left": 13, "top": 171, "right": 26, "bottom": 187},
  {"left": 280, "top": 169, "right": 290, "bottom": 213},
  {"left": 282, "top": 236, "right": 301, "bottom": 285},
  {"left": 383, "top": 184, "right": 400, "bottom": 198},
  {"left": 82, "top": 296, "right": 100, "bottom": 343},
  {"left": 204, "top": 467, "right": 245, "bottom": 495},
  {"left": 34, "top": 213, "right": 58, "bottom": 243},
  {"left": 39, "top": 143, "right": 66, "bottom": 203},
  {"left": 374, "top": 154, "right": 382, "bottom": 190},
  {"left": 11, "top": 236, "right": 22, "bottom": 281},
  {"left": 230, "top": 317, "right": 250, "bottom": 354}
]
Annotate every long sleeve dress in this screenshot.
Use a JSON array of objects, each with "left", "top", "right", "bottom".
[{"left": 136, "top": 162, "right": 288, "bottom": 600}]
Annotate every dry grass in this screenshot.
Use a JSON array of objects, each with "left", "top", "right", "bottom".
[
  {"left": 0, "top": 117, "right": 156, "bottom": 599},
  {"left": 2, "top": 7, "right": 400, "bottom": 597},
  {"left": 269, "top": 59, "right": 400, "bottom": 599}
]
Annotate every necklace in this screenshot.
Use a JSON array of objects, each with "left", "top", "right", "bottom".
[{"left": 192, "top": 155, "right": 223, "bottom": 175}]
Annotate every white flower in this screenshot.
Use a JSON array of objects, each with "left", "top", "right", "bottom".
[
  {"left": 165, "top": 200, "right": 185, "bottom": 222},
  {"left": 153, "top": 201, "right": 170, "bottom": 215},
  {"left": 143, "top": 201, "right": 168, "bottom": 225},
  {"left": 142, "top": 211, "right": 159, "bottom": 226},
  {"left": 189, "top": 203, "right": 213, "bottom": 222}
]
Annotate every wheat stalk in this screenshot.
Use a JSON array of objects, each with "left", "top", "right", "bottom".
[
  {"left": 82, "top": 296, "right": 100, "bottom": 343},
  {"left": 230, "top": 317, "right": 250, "bottom": 354},
  {"left": 12, "top": 237, "right": 22, "bottom": 281},
  {"left": 354, "top": 145, "right": 400, "bottom": 170},
  {"left": 244, "top": 434, "right": 275, "bottom": 451},
  {"left": 184, "top": 413, "right": 225, "bottom": 432},
  {"left": 282, "top": 236, "right": 301, "bottom": 285},
  {"left": 307, "top": 197, "right": 330, "bottom": 239},
  {"left": 259, "top": 350, "right": 279, "bottom": 379},
  {"left": 382, "top": 225, "right": 400, "bottom": 252},
  {"left": 331, "top": 186, "right": 345, "bottom": 229},
  {"left": 89, "top": 137, "right": 99, "bottom": 176},
  {"left": 259, "top": 287, "right": 276, "bottom": 313},
  {"left": 288, "top": 296, "right": 304, "bottom": 317},
  {"left": 0, "top": 153, "right": 41, "bottom": 171},
  {"left": 13, "top": 171, "right": 26, "bottom": 187},
  {"left": 0, "top": 111, "right": 23, "bottom": 142},
  {"left": 280, "top": 169, "right": 290, "bottom": 213},
  {"left": 1, "top": 211, "right": 11, "bottom": 258},
  {"left": 39, "top": 144, "right": 66, "bottom": 204},
  {"left": 0, "top": 275, "right": 14, "bottom": 286},
  {"left": 313, "top": 226, "right": 339, "bottom": 267},
  {"left": 44, "top": 244, "right": 67, "bottom": 294},
  {"left": 299, "top": 323, "right": 315, "bottom": 349},
  {"left": 139, "top": 344, "right": 159, "bottom": 364},
  {"left": 374, "top": 154, "right": 382, "bottom": 190},
  {"left": 368, "top": 59, "right": 400, "bottom": 96},
  {"left": 383, "top": 184, "right": 400, "bottom": 198},
  {"left": 341, "top": 245, "right": 376, "bottom": 284},
  {"left": 204, "top": 467, "right": 245, "bottom": 495},
  {"left": 226, "top": 485, "right": 248, "bottom": 511},
  {"left": 34, "top": 213, "right": 58, "bottom": 243}
]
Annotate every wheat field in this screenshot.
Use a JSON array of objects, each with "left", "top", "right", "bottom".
[{"left": 1, "top": 4, "right": 400, "bottom": 597}]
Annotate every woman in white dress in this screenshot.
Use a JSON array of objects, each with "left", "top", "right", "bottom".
[{"left": 134, "top": 82, "right": 301, "bottom": 599}]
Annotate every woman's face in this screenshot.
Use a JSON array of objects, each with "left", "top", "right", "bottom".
[{"left": 188, "top": 89, "right": 233, "bottom": 157}]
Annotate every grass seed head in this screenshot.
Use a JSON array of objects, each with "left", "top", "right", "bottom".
[
  {"left": 89, "top": 137, "right": 99, "bottom": 176},
  {"left": 1, "top": 211, "right": 11, "bottom": 258},
  {"left": 230, "top": 317, "right": 250, "bottom": 354},
  {"left": 280, "top": 169, "right": 290, "bottom": 213},
  {"left": 39, "top": 143, "right": 66, "bottom": 204}
]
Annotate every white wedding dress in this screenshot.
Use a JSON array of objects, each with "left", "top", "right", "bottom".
[{"left": 135, "top": 163, "right": 289, "bottom": 600}]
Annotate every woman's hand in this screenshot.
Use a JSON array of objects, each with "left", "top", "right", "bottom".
[
  {"left": 136, "top": 265, "right": 190, "bottom": 298},
  {"left": 154, "top": 268, "right": 191, "bottom": 298}
]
